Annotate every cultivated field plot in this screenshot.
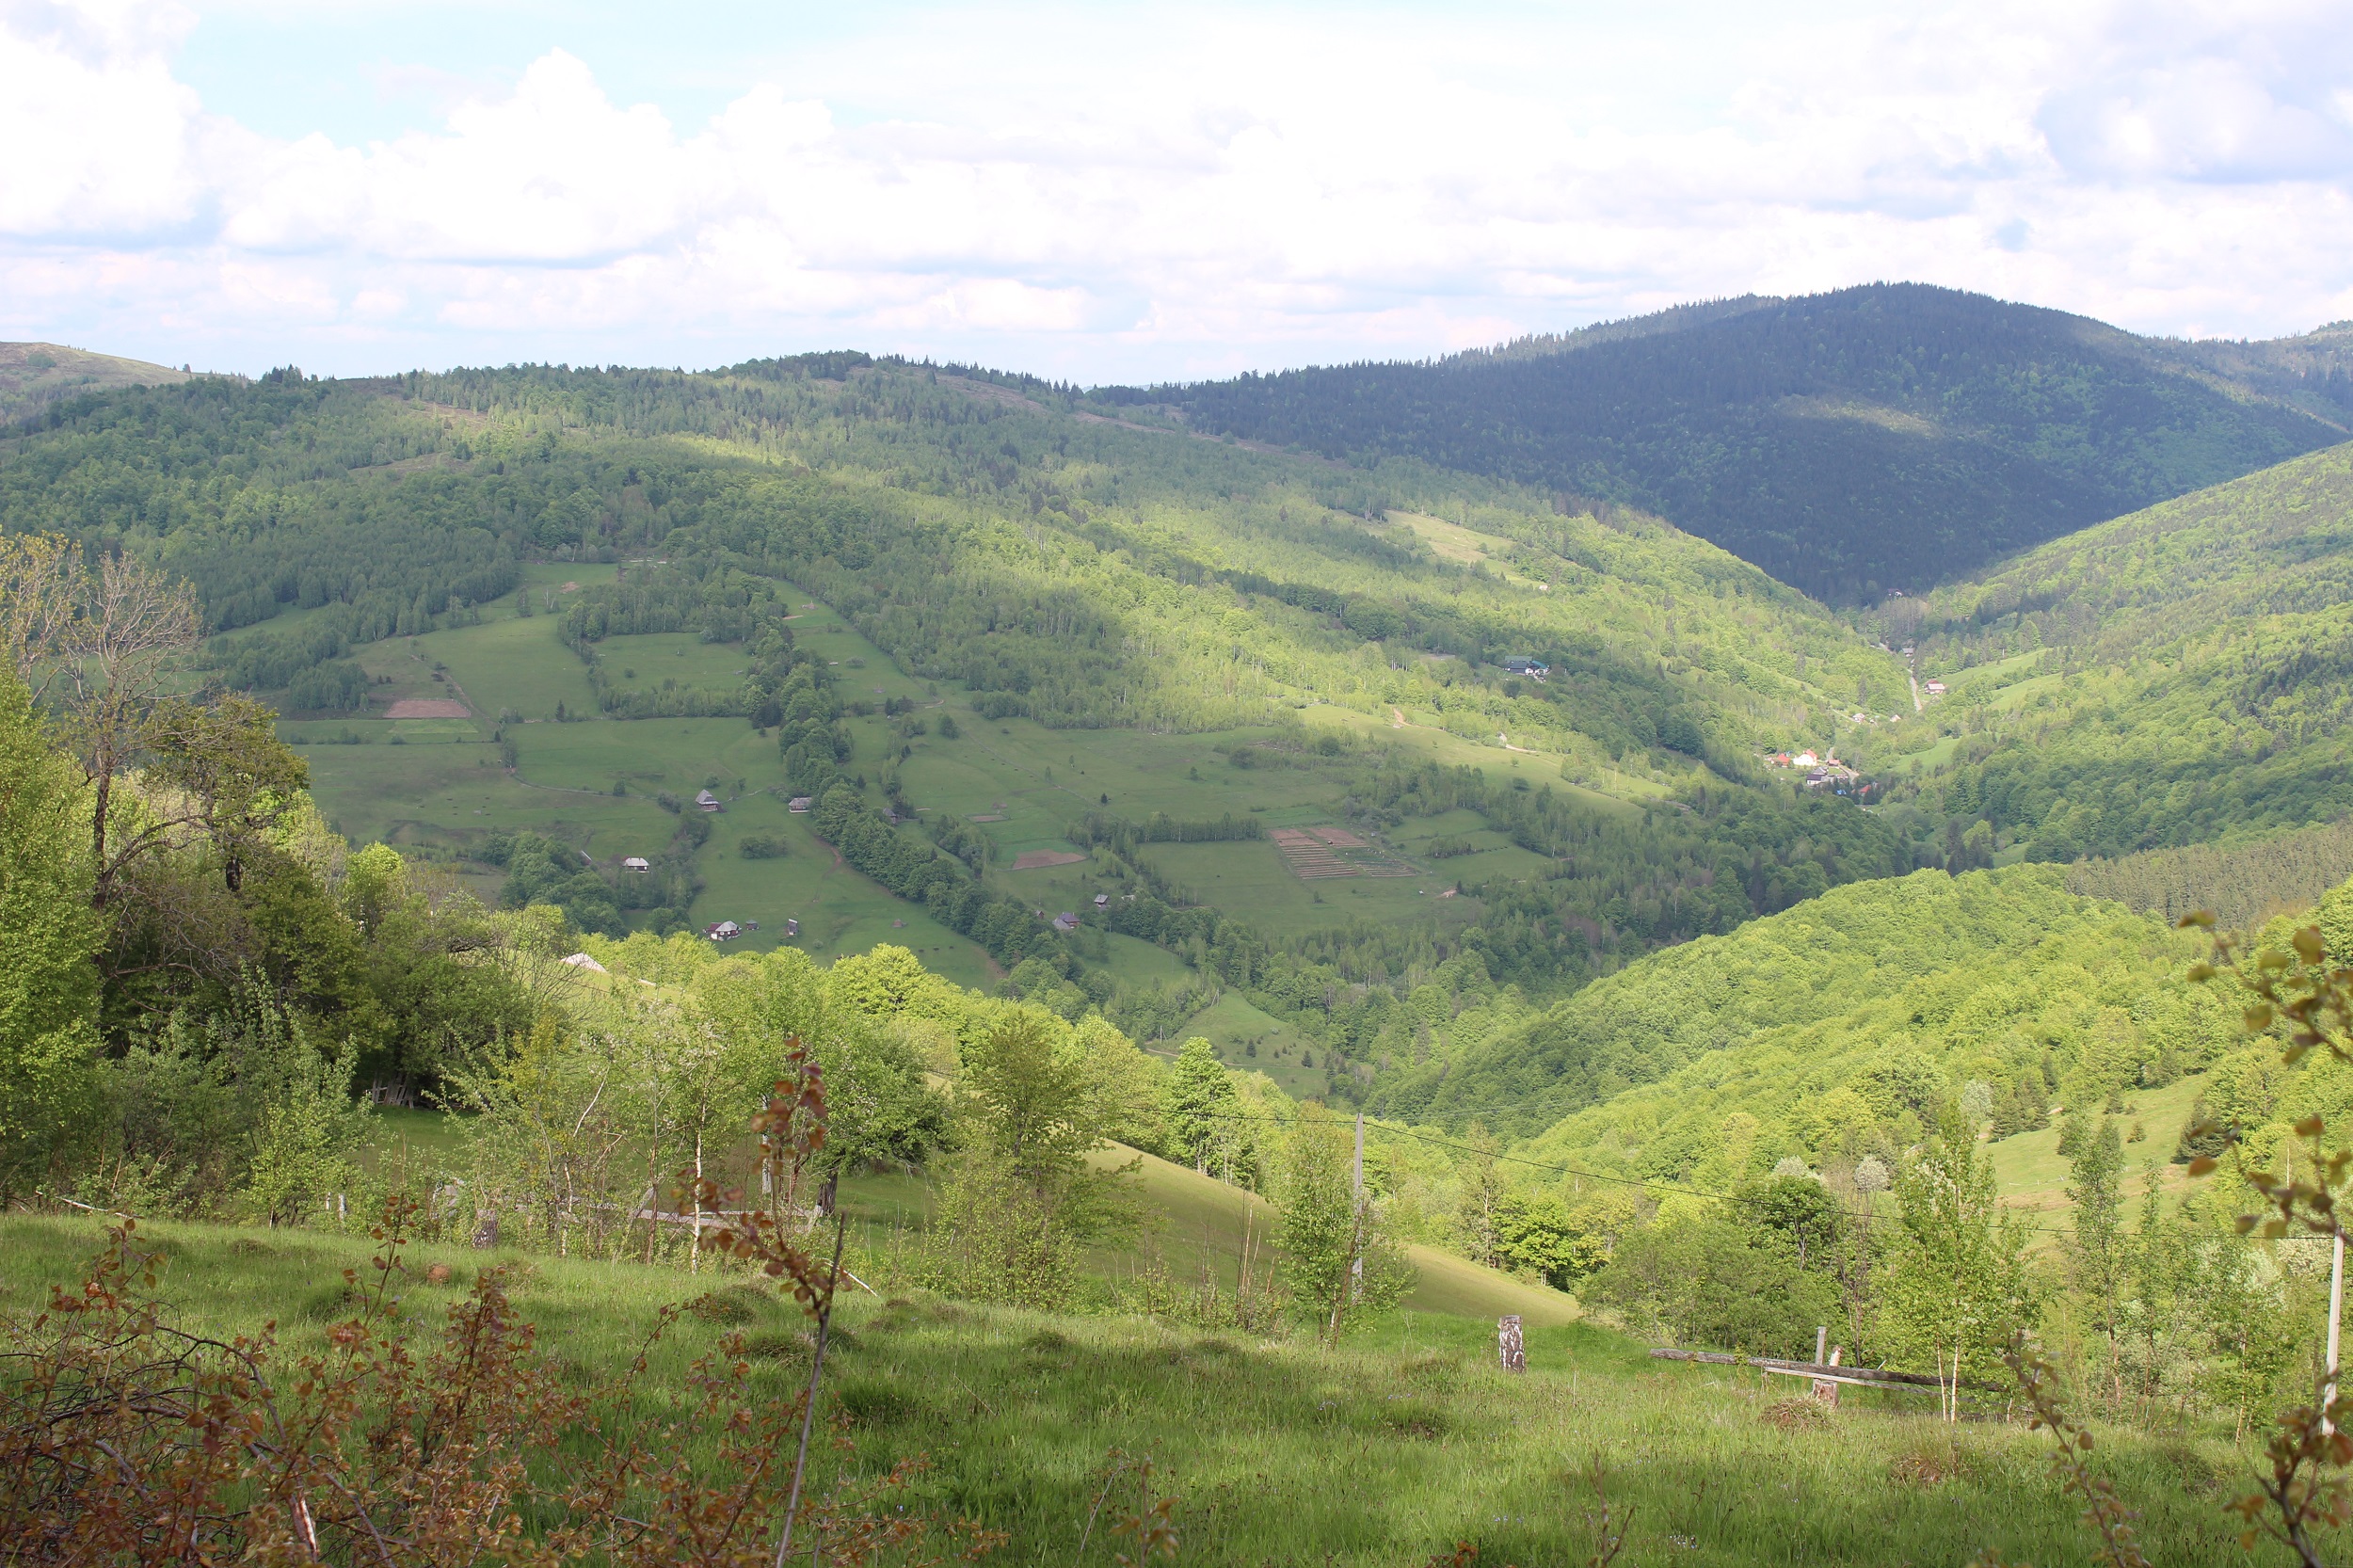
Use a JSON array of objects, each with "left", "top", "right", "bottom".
[
  {"left": 376, "top": 614, "right": 600, "bottom": 723},
  {"left": 1133, "top": 840, "right": 1481, "bottom": 936},
  {"left": 1269, "top": 824, "right": 1417, "bottom": 878}
]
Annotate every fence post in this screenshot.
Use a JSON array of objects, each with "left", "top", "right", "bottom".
[
  {"left": 1497, "top": 1315, "right": 1526, "bottom": 1373},
  {"left": 1812, "top": 1345, "right": 1842, "bottom": 1407}
]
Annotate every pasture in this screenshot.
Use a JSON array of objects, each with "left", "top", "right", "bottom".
[
  {"left": 0, "top": 1206, "right": 2265, "bottom": 1567},
  {"left": 290, "top": 584, "right": 1562, "bottom": 1000}
]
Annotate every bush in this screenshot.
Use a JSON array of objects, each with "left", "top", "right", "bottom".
[
  {"left": 1583, "top": 1217, "right": 1837, "bottom": 1358},
  {"left": 740, "top": 835, "right": 791, "bottom": 860}
]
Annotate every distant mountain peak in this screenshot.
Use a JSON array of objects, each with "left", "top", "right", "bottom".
[{"left": 1128, "top": 284, "right": 2351, "bottom": 601}]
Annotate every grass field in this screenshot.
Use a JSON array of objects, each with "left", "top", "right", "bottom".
[
  {"left": 1988, "top": 1072, "right": 2207, "bottom": 1223},
  {"left": 0, "top": 1208, "right": 2279, "bottom": 1566},
  {"left": 287, "top": 583, "right": 1560, "bottom": 982},
  {"left": 1160, "top": 992, "right": 1328, "bottom": 1096}
]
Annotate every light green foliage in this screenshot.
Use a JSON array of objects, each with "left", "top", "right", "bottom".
[
  {"left": 2066, "top": 1115, "right": 2125, "bottom": 1325},
  {"left": 96, "top": 981, "right": 372, "bottom": 1225},
  {"left": 1488, "top": 1192, "right": 1608, "bottom": 1288},
  {"left": 236, "top": 1002, "right": 371, "bottom": 1228},
  {"left": 1582, "top": 1212, "right": 1839, "bottom": 1359},
  {"left": 2321, "top": 871, "right": 2353, "bottom": 962},
  {"left": 1166, "top": 1036, "right": 1239, "bottom": 1173},
  {"left": 925, "top": 1006, "right": 1157, "bottom": 1306},
  {"left": 1880, "top": 1110, "right": 2037, "bottom": 1417},
  {"left": 1278, "top": 1104, "right": 1413, "bottom": 1341},
  {"left": 694, "top": 945, "right": 948, "bottom": 1174},
  {"left": 1505, "top": 866, "right": 2233, "bottom": 1179},
  {"left": 0, "top": 666, "right": 103, "bottom": 1195}
]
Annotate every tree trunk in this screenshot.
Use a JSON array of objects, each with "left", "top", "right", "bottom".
[{"left": 691, "top": 1128, "right": 704, "bottom": 1273}]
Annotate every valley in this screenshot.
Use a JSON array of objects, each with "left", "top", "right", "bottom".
[{"left": 10, "top": 287, "right": 2353, "bottom": 1565}]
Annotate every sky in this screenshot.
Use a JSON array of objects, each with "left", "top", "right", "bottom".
[{"left": 4, "top": 0, "right": 2352, "bottom": 382}]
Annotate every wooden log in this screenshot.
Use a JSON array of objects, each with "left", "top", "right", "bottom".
[
  {"left": 1761, "top": 1365, "right": 1938, "bottom": 1393},
  {"left": 1646, "top": 1347, "right": 2000, "bottom": 1393}
]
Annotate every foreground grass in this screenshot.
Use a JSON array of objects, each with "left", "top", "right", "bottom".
[{"left": 0, "top": 1214, "right": 2289, "bottom": 1566}]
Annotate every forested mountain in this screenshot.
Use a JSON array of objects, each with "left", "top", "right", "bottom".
[
  {"left": 1106, "top": 285, "right": 2351, "bottom": 601},
  {"left": 0, "top": 356, "right": 1944, "bottom": 1107},
  {"left": 9, "top": 335, "right": 2353, "bottom": 1120},
  {"left": 1889, "top": 439, "right": 2353, "bottom": 863}
]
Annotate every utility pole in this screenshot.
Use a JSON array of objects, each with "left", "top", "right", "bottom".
[
  {"left": 1351, "top": 1112, "right": 1366, "bottom": 1298},
  {"left": 2329, "top": 1227, "right": 2345, "bottom": 1434}
]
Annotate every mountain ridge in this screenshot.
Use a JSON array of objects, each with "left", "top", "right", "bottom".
[{"left": 1099, "top": 284, "right": 2353, "bottom": 602}]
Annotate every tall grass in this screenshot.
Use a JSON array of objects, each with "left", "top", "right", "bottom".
[{"left": 0, "top": 1214, "right": 2286, "bottom": 1565}]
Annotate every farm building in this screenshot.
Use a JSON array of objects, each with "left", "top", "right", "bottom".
[
  {"left": 1501, "top": 657, "right": 1549, "bottom": 680},
  {"left": 622, "top": 856, "right": 650, "bottom": 872},
  {"left": 1052, "top": 911, "right": 1081, "bottom": 933},
  {"left": 788, "top": 796, "right": 812, "bottom": 813},
  {"left": 705, "top": 920, "right": 742, "bottom": 941},
  {"left": 696, "top": 790, "right": 722, "bottom": 812},
  {"left": 783, "top": 918, "right": 800, "bottom": 936},
  {"left": 1094, "top": 893, "right": 1110, "bottom": 908}
]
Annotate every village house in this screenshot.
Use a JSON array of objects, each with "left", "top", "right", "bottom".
[
  {"left": 622, "top": 856, "right": 650, "bottom": 872},
  {"left": 1501, "top": 656, "right": 1549, "bottom": 680},
  {"left": 1925, "top": 680, "right": 1947, "bottom": 695},
  {"left": 788, "top": 796, "right": 812, "bottom": 813},
  {"left": 696, "top": 790, "right": 722, "bottom": 812},
  {"left": 1052, "top": 911, "right": 1081, "bottom": 933},
  {"left": 705, "top": 920, "right": 741, "bottom": 941},
  {"left": 1094, "top": 893, "right": 1110, "bottom": 908}
]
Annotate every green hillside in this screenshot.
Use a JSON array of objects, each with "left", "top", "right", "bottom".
[
  {"left": 1886, "top": 440, "right": 2353, "bottom": 863},
  {"left": 1378, "top": 864, "right": 2234, "bottom": 1142},
  {"left": 1116, "top": 285, "right": 2350, "bottom": 601},
  {"left": 0, "top": 360, "right": 1938, "bottom": 1096},
  {"left": 1492, "top": 865, "right": 2229, "bottom": 1165}
]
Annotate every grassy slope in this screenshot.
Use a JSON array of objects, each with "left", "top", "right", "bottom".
[
  {"left": 0, "top": 1211, "right": 2268, "bottom": 1565},
  {"left": 0, "top": 341, "right": 189, "bottom": 420},
  {"left": 1108, "top": 1146, "right": 1577, "bottom": 1326}
]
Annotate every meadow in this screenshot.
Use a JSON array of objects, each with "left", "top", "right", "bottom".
[
  {"left": 0, "top": 1208, "right": 2281, "bottom": 1567},
  {"left": 284, "top": 584, "right": 1547, "bottom": 1030}
]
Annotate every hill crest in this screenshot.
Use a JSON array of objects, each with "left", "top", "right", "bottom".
[{"left": 0, "top": 342, "right": 190, "bottom": 422}]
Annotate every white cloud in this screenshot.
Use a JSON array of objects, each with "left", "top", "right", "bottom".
[{"left": 2, "top": 0, "right": 2351, "bottom": 377}]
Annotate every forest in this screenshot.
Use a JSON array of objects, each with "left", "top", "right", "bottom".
[{"left": 1111, "top": 284, "right": 2349, "bottom": 601}]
